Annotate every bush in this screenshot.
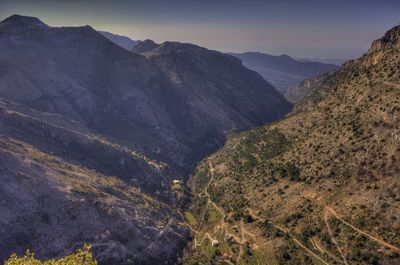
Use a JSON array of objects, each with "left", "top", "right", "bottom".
[
  {"left": 5, "top": 244, "right": 97, "bottom": 265},
  {"left": 244, "top": 214, "right": 254, "bottom": 223}
]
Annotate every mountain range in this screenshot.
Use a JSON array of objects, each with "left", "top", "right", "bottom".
[
  {"left": 230, "top": 52, "right": 339, "bottom": 98},
  {"left": 98, "top": 33, "right": 339, "bottom": 103}
]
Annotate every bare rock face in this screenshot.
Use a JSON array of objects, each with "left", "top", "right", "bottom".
[{"left": 363, "top": 25, "right": 400, "bottom": 66}]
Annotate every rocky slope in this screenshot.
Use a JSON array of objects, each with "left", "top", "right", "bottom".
[
  {"left": 187, "top": 26, "right": 400, "bottom": 265},
  {"left": 0, "top": 99, "right": 188, "bottom": 264},
  {"left": 0, "top": 14, "right": 292, "bottom": 172},
  {"left": 230, "top": 52, "right": 338, "bottom": 95}
]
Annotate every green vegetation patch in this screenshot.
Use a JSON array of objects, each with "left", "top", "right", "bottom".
[
  {"left": 185, "top": 211, "right": 197, "bottom": 226},
  {"left": 235, "top": 128, "right": 290, "bottom": 173}
]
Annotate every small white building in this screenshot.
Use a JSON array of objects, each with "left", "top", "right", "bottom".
[
  {"left": 173, "top": 179, "right": 182, "bottom": 185},
  {"left": 211, "top": 239, "right": 219, "bottom": 247}
]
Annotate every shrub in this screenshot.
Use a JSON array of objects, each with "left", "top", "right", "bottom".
[{"left": 5, "top": 244, "right": 97, "bottom": 265}]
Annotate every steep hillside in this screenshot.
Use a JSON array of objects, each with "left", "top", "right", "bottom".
[
  {"left": 0, "top": 100, "right": 188, "bottom": 265},
  {"left": 0, "top": 99, "right": 170, "bottom": 197},
  {"left": 0, "top": 14, "right": 292, "bottom": 172},
  {"left": 99, "top": 31, "right": 139, "bottom": 50},
  {"left": 186, "top": 26, "right": 400, "bottom": 265},
  {"left": 136, "top": 41, "right": 291, "bottom": 150},
  {"left": 230, "top": 52, "right": 338, "bottom": 95}
]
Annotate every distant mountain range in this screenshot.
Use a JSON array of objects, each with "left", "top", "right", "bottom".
[
  {"left": 98, "top": 31, "right": 341, "bottom": 104},
  {"left": 230, "top": 52, "right": 339, "bottom": 96},
  {"left": 0, "top": 14, "right": 292, "bottom": 264},
  {"left": 98, "top": 32, "right": 340, "bottom": 102},
  {"left": 99, "top": 31, "right": 139, "bottom": 50},
  {"left": 294, "top": 57, "right": 347, "bottom": 66}
]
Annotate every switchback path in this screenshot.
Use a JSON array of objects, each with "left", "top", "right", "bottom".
[
  {"left": 193, "top": 160, "right": 234, "bottom": 255},
  {"left": 325, "top": 206, "right": 400, "bottom": 252},
  {"left": 248, "top": 208, "right": 332, "bottom": 265},
  {"left": 323, "top": 208, "right": 349, "bottom": 265}
]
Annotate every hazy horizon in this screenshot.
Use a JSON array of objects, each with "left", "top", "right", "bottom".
[{"left": 1, "top": 0, "right": 399, "bottom": 59}]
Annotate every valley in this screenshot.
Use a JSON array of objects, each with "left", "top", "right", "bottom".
[{"left": 0, "top": 6, "right": 398, "bottom": 265}]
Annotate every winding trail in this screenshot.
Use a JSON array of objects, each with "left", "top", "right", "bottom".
[
  {"left": 194, "top": 160, "right": 255, "bottom": 263},
  {"left": 309, "top": 237, "right": 342, "bottom": 263},
  {"left": 206, "top": 160, "right": 227, "bottom": 231},
  {"left": 272, "top": 224, "right": 332, "bottom": 265},
  {"left": 193, "top": 160, "right": 229, "bottom": 250},
  {"left": 325, "top": 206, "right": 400, "bottom": 252},
  {"left": 323, "top": 208, "right": 349, "bottom": 265},
  {"left": 248, "top": 208, "right": 332, "bottom": 265},
  {"left": 192, "top": 160, "right": 400, "bottom": 264},
  {"left": 385, "top": 81, "right": 400, "bottom": 90}
]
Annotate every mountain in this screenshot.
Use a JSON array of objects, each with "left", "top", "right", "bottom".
[
  {"left": 0, "top": 14, "right": 293, "bottom": 264},
  {"left": 187, "top": 26, "right": 400, "bottom": 264},
  {"left": 0, "top": 14, "right": 292, "bottom": 171},
  {"left": 295, "top": 57, "right": 347, "bottom": 66},
  {"left": 230, "top": 52, "right": 339, "bottom": 95},
  {"left": 132, "top": 39, "right": 159, "bottom": 53},
  {"left": 99, "top": 31, "right": 139, "bottom": 50}
]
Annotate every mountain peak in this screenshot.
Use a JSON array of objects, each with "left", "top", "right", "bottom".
[
  {"left": 380, "top": 25, "right": 400, "bottom": 46},
  {"left": 131, "top": 39, "right": 158, "bottom": 53},
  {"left": 371, "top": 25, "right": 400, "bottom": 49},
  {"left": 359, "top": 24, "right": 400, "bottom": 66},
  {"left": 0, "top": 14, "right": 48, "bottom": 28}
]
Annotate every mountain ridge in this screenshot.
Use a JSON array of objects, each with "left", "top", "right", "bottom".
[
  {"left": 230, "top": 51, "right": 339, "bottom": 96},
  {"left": 99, "top": 31, "right": 139, "bottom": 50},
  {"left": 0, "top": 15, "right": 292, "bottom": 171}
]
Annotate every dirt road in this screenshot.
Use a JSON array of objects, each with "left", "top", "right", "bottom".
[{"left": 325, "top": 206, "right": 400, "bottom": 252}]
